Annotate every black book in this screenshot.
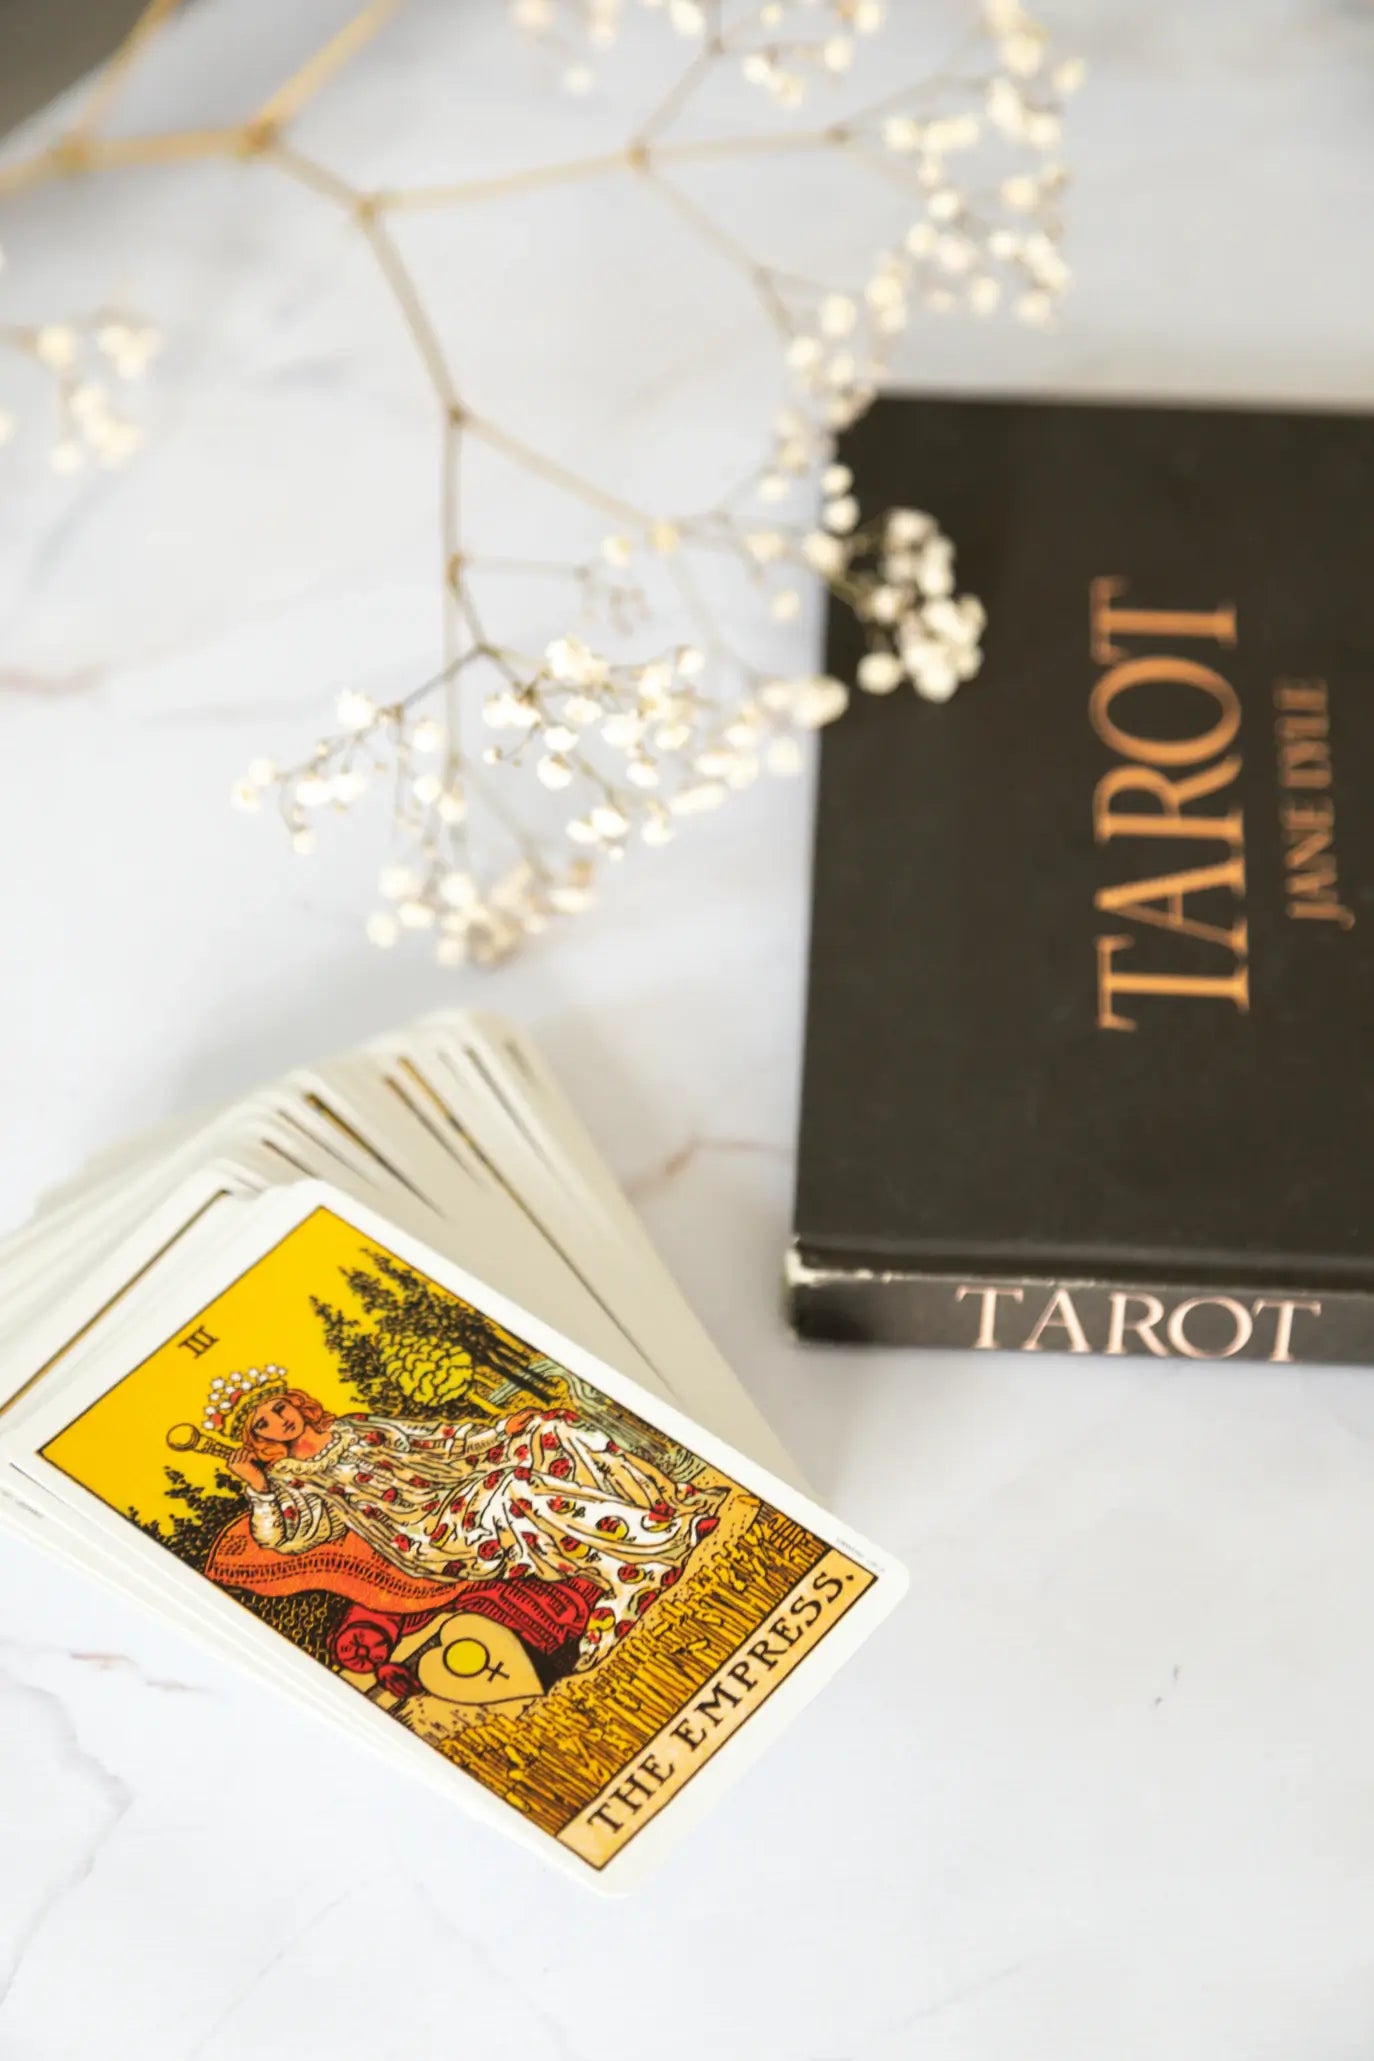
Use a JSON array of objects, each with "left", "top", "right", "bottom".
[{"left": 790, "top": 393, "right": 1374, "bottom": 1365}]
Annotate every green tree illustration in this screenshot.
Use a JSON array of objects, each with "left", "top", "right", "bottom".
[
  {"left": 309, "top": 1294, "right": 411, "bottom": 1415},
  {"left": 130, "top": 1468, "right": 340, "bottom": 1663},
  {"left": 324, "top": 1248, "right": 556, "bottom": 1414},
  {"left": 322, "top": 1252, "right": 699, "bottom": 1477}
]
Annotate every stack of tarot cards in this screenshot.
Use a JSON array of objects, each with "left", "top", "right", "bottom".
[{"left": 0, "top": 1011, "right": 903, "bottom": 1890}]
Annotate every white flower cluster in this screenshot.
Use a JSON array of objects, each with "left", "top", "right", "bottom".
[
  {"left": 369, "top": 853, "right": 602, "bottom": 967},
  {"left": 508, "top": 0, "right": 623, "bottom": 93},
  {"left": 229, "top": 0, "right": 1082, "bottom": 966},
  {"left": 233, "top": 689, "right": 513, "bottom": 964},
  {"left": 232, "top": 607, "right": 834, "bottom": 965},
  {"left": 508, "top": 0, "right": 701, "bottom": 93},
  {"left": 805, "top": 478, "right": 985, "bottom": 703},
  {"left": 508, "top": 0, "right": 888, "bottom": 98},
  {"left": 754, "top": 400, "right": 833, "bottom": 508},
  {"left": 773, "top": 10, "right": 1081, "bottom": 444},
  {"left": 734, "top": 2, "right": 888, "bottom": 108},
  {"left": 232, "top": 690, "right": 457, "bottom": 849},
  {"left": 0, "top": 311, "right": 161, "bottom": 472}
]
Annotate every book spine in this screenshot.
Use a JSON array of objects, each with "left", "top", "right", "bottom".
[{"left": 785, "top": 1250, "right": 1374, "bottom": 1366}]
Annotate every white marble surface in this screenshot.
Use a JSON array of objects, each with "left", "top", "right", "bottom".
[{"left": 4, "top": 3, "right": 1374, "bottom": 2055}]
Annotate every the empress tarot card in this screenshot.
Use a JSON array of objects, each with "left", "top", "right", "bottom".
[{"left": 34, "top": 1198, "right": 896, "bottom": 1877}]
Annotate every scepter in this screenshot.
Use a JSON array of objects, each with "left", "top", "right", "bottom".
[{"left": 166, "top": 1423, "right": 238, "bottom": 1463}]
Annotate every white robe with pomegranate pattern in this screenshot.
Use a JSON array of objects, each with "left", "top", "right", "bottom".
[{"left": 243, "top": 1407, "right": 721, "bottom": 1664}]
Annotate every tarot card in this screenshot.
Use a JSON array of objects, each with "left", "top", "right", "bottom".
[{"left": 4, "top": 1182, "right": 904, "bottom": 1890}]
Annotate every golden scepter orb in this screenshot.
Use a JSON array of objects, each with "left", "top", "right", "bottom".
[{"left": 166, "top": 1423, "right": 236, "bottom": 1462}]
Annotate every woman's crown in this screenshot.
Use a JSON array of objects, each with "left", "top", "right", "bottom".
[{"left": 202, "top": 1364, "right": 288, "bottom": 1441}]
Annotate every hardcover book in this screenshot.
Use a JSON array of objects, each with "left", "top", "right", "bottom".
[{"left": 790, "top": 393, "right": 1374, "bottom": 1365}]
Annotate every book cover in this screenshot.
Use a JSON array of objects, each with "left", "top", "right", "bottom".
[{"left": 790, "top": 393, "right": 1374, "bottom": 1364}]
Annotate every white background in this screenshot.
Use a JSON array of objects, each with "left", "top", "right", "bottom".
[{"left": 3, "top": 3, "right": 1374, "bottom": 2055}]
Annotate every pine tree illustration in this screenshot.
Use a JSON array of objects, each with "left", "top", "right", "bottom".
[
  {"left": 334, "top": 1249, "right": 556, "bottom": 1412},
  {"left": 130, "top": 1469, "right": 340, "bottom": 1662},
  {"left": 134, "top": 1465, "right": 236, "bottom": 1572},
  {"left": 310, "top": 1296, "right": 412, "bottom": 1417}
]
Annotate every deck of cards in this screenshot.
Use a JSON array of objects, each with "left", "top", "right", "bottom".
[{"left": 0, "top": 1012, "right": 903, "bottom": 1889}]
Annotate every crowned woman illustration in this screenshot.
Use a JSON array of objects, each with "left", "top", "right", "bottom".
[{"left": 177, "top": 1364, "right": 721, "bottom": 1703}]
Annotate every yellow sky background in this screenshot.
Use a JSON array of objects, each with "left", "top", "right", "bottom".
[{"left": 42, "top": 1208, "right": 410, "bottom": 1524}]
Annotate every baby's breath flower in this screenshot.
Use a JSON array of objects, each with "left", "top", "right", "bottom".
[
  {"left": 857, "top": 650, "right": 904, "bottom": 693},
  {"left": 670, "top": 780, "right": 727, "bottom": 815},
  {"left": 766, "top": 735, "right": 804, "bottom": 776},
  {"left": 440, "top": 869, "right": 476, "bottom": 907},
  {"left": 7, "top": 307, "right": 161, "bottom": 473},
  {"left": 336, "top": 689, "right": 376, "bottom": 732},
  {"left": 802, "top": 531, "right": 848, "bottom": 577},
  {"left": 35, "top": 326, "right": 77, "bottom": 371},
  {"left": 791, "top": 675, "right": 849, "bottom": 728},
  {"left": 224, "top": 0, "right": 1079, "bottom": 967}
]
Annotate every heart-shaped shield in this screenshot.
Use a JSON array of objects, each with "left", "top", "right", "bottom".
[{"left": 396, "top": 1610, "right": 545, "bottom": 1707}]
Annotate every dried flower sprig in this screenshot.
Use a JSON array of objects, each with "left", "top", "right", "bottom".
[
  {"left": 230, "top": 620, "right": 824, "bottom": 966},
  {"left": 229, "top": 485, "right": 979, "bottom": 963},
  {"left": 511, "top": 0, "right": 891, "bottom": 102},
  {"left": 265, "top": 0, "right": 1082, "bottom": 968},
  {"left": 813, "top": 487, "right": 987, "bottom": 702},
  {"left": 0, "top": 299, "right": 161, "bottom": 470},
  {"left": 1, "top": 0, "right": 1082, "bottom": 965}
]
